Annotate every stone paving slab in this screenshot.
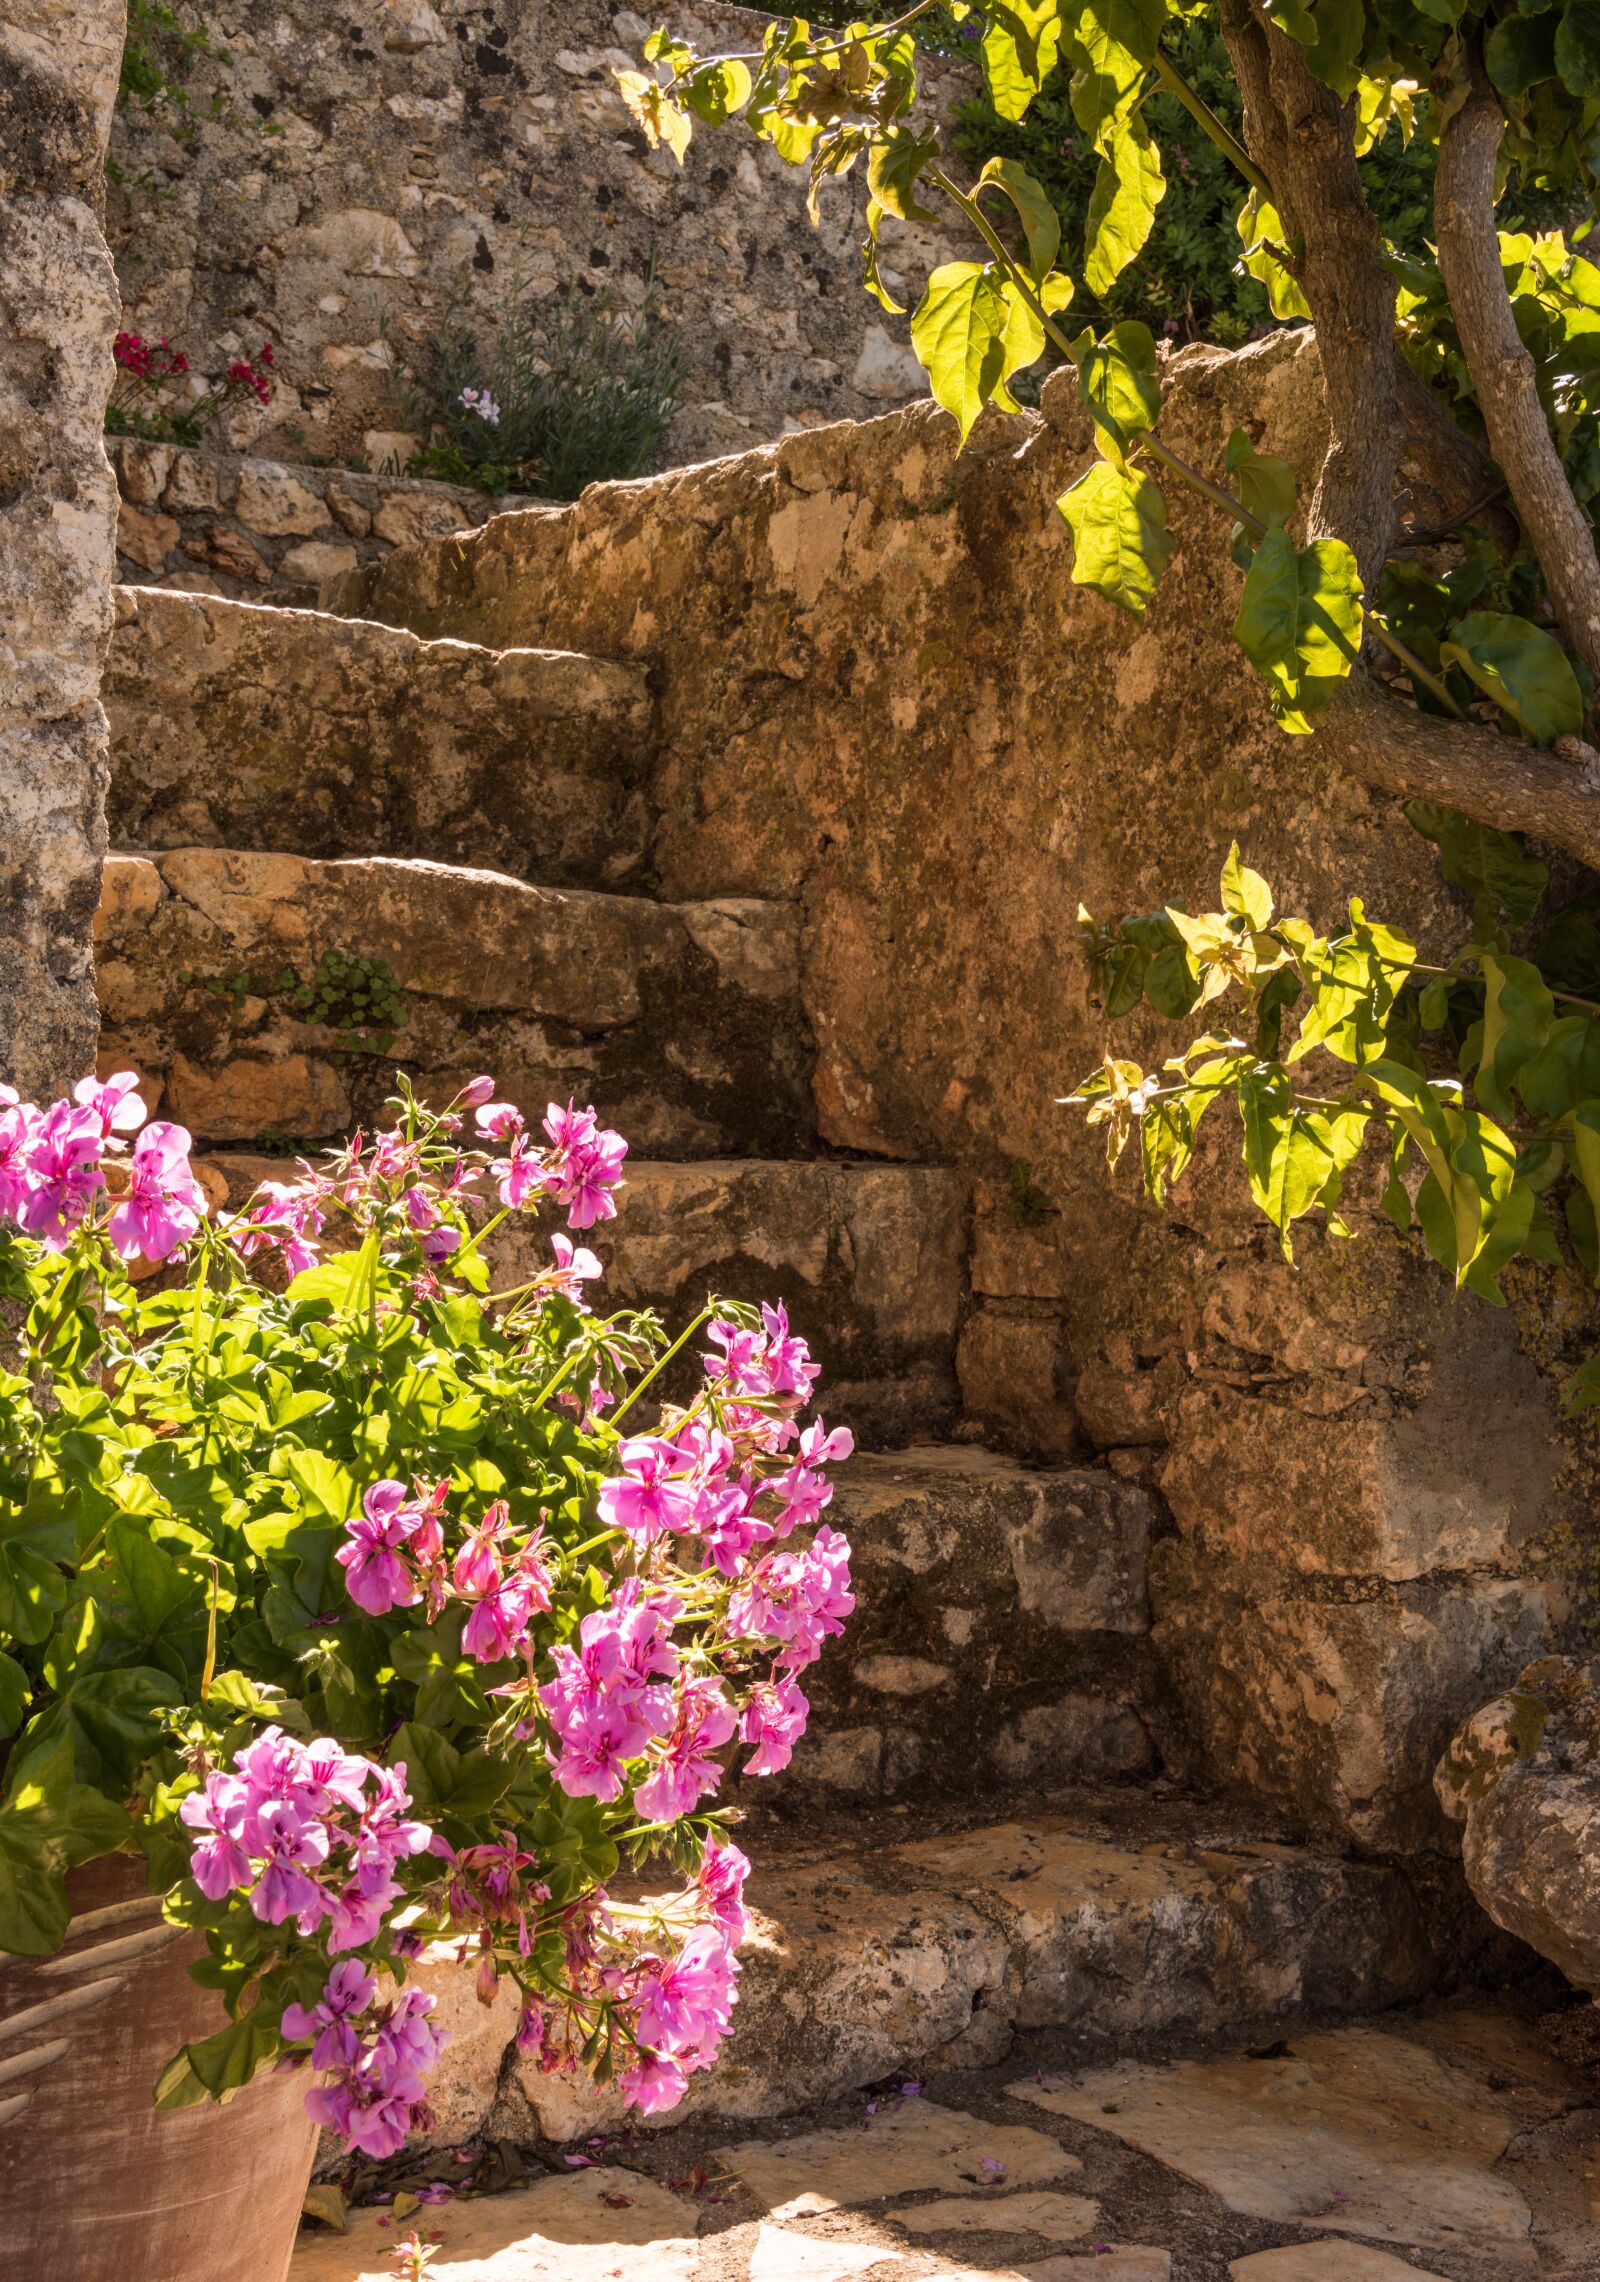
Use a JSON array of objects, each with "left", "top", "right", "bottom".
[{"left": 291, "top": 2004, "right": 1600, "bottom": 2280}]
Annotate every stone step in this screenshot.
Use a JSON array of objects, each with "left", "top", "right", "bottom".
[
  {"left": 494, "top": 1787, "right": 1442, "bottom": 2141},
  {"left": 201, "top": 1153, "right": 971, "bottom": 1450},
  {"left": 105, "top": 586, "right": 654, "bottom": 888},
  {"left": 96, "top": 849, "right": 813, "bottom": 1162},
  {"left": 776, "top": 1444, "right": 1159, "bottom": 1804}
]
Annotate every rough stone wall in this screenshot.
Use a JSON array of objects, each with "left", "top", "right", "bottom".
[
  {"left": 0, "top": 0, "right": 125, "bottom": 1096},
  {"left": 333, "top": 327, "right": 1600, "bottom": 1861},
  {"left": 107, "top": 0, "right": 971, "bottom": 476},
  {"left": 111, "top": 436, "right": 535, "bottom": 603}
]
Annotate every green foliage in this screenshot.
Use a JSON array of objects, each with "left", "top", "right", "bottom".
[
  {"left": 404, "top": 267, "right": 686, "bottom": 501},
  {"left": 287, "top": 952, "right": 409, "bottom": 1057},
  {"left": 1074, "top": 839, "right": 1600, "bottom": 1373}
]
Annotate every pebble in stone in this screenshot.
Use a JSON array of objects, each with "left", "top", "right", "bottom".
[
  {"left": 1228, "top": 2246, "right": 1452, "bottom": 2279},
  {"left": 716, "top": 2101, "right": 1080, "bottom": 2221},
  {"left": 288, "top": 2167, "right": 696, "bottom": 2280},
  {"left": 1010, "top": 2023, "right": 1535, "bottom": 2263}
]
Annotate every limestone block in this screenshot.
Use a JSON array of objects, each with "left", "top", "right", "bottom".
[
  {"left": 373, "top": 488, "right": 475, "bottom": 547},
  {"left": 115, "top": 439, "right": 175, "bottom": 507},
  {"left": 185, "top": 522, "right": 273, "bottom": 582},
  {"left": 234, "top": 462, "right": 328, "bottom": 537},
  {"left": 163, "top": 451, "right": 230, "bottom": 513},
  {"left": 164, "top": 1050, "right": 350, "bottom": 1140},
  {"left": 381, "top": 0, "right": 446, "bottom": 50},
  {"left": 958, "top": 1303, "right": 1078, "bottom": 1456},
  {"left": 297, "top": 206, "right": 420, "bottom": 276},
  {"left": 1152, "top": 1541, "right": 1553, "bottom": 1850},
  {"left": 969, "top": 1177, "right": 1075, "bottom": 1299},
  {"left": 0, "top": 2, "right": 123, "bottom": 1095},
  {"left": 396, "top": 1943, "right": 522, "bottom": 2150},
  {"left": 278, "top": 538, "right": 359, "bottom": 583},
  {"left": 322, "top": 481, "right": 372, "bottom": 536},
  {"left": 106, "top": 586, "right": 653, "bottom": 889},
  {"left": 118, "top": 501, "right": 179, "bottom": 574},
  {"left": 290, "top": 2169, "right": 696, "bottom": 2281},
  {"left": 1162, "top": 1363, "right": 1560, "bottom": 1580},
  {"left": 1437, "top": 1655, "right": 1600, "bottom": 1991}
]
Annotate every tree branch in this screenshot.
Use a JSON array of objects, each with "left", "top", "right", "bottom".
[
  {"left": 1317, "top": 673, "right": 1600, "bottom": 863},
  {"left": 1218, "top": 0, "right": 1402, "bottom": 592},
  {"left": 1434, "top": 40, "right": 1600, "bottom": 689}
]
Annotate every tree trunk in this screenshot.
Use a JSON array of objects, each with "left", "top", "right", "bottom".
[
  {"left": 1217, "top": 0, "right": 1401, "bottom": 592},
  {"left": 1434, "top": 40, "right": 1600, "bottom": 691},
  {"left": 0, "top": 2, "right": 124, "bottom": 1099}
]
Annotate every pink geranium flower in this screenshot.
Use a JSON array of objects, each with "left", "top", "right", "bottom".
[{"left": 107, "top": 1120, "right": 206, "bottom": 1261}]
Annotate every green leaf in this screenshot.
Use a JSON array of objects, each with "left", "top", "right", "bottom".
[
  {"left": 21, "top": 1666, "right": 183, "bottom": 1794},
  {"left": 1439, "top": 612, "right": 1584, "bottom": 743},
  {"left": 1366, "top": 1060, "right": 1518, "bottom": 1285},
  {"left": 282, "top": 1448, "right": 357, "bottom": 1526},
  {"left": 975, "top": 155, "right": 1060, "bottom": 279},
  {"left": 0, "top": 1741, "right": 128, "bottom": 1957},
  {"left": 909, "top": 261, "right": 1009, "bottom": 442},
  {"left": 1556, "top": 0, "right": 1600, "bottom": 95},
  {"left": 982, "top": 0, "right": 1065, "bottom": 120},
  {"left": 155, "top": 2011, "right": 281, "bottom": 2110},
  {"left": 1476, "top": 952, "right": 1555, "bottom": 1120},
  {"left": 1071, "top": 318, "right": 1162, "bottom": 459},
  {"left": 682, "top": 57, "right": 751, "bottom": 124},
  {"left": 1568, "top": 1102, "right": 1600, "bottom": 1283},
  {"left": 1084, "top": 114, "right": 1164, "bottom": 299},
  {"left": 1233, "top": 528, "right": 1364, "bottom": 732},
  {"left": 1517, "top": 1014, "right": 1600, "bottom": 1118},
  {"left": 1226, "top": 428, "right": 1296, "bottom": 569},
  {"left": 1487, "top": 10, "right": 1559, "bottom": 92},
  {"left": 1220, "top": 842, "right": 1273, "bottom": 930},
  {"left": 1067, "top": 0, "right": 1164, "bottom": 148},
  {"left": 1058, "top": 459, "right": 1176, "bottom": 615},
  {"left": 0, "top": 1650, "right": 27, "bottom": 1736},
  {"left": 869, "top": 125, "right": 940, "bottom": 225},
  {"left": 1404, "top": 803, "right": 1549, "bottom": 929},
  {"left": 0, "top": 1540, "right": 67, "bottom": 1645},
  {"left": 1236, "top": 189, "right": 1311, "bottom": 321}
]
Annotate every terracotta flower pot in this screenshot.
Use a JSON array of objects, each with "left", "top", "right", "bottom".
[{"left": 0, "top": 1854, "right": 316, "bottom": 2282}]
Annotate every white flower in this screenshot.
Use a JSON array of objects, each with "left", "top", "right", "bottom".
[{"left": 458, "top": 385, "right": 501, "bottom": 427}]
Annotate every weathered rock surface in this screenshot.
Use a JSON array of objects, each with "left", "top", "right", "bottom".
[
  {"left": 495, "top": 1794, "right": 1435, "bottom": 2140},
  {"left": 1153, "top": 1543, "right": 1553, "bottom": 1851},
  {"left": 0, "top": 0, "right": 123, "bottom": 1093},
  {"left": 718, "top": 2098, "right": 1077, "bottom": 2217},
  {"left": 489, "top": 1158, "right": 971, "bottom": 1448},
  {"left": 111, "top": 438, "right": 537, "bottom": 602},
  {"left": 106, "top": 587, "right": 654, "bottom": 885},
  {"left": 326, "top": 331, "right": 1600, "bottom": 1862},
  {"left": 781, "top": 1445, "right": 1156, "bottom": 1800},
  {"left": 1437, "top": 1655, "right": 1600, "bottom": 1991},
  {"left": 94, "top": 849, "right": 812, "bottom": 1158},
  {"left": 106, "top": 0, "right": 971, "bottom": 475}
]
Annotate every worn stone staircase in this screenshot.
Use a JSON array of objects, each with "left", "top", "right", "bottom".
[{"left": 98, "top": 561, "right": 1447, "bottom": 2147}]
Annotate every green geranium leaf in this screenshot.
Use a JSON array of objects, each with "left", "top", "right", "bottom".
[
  {"left": 1487, "top": 10, "right": 1559, "bottom": 92},
  {"left": 1237, "top": 188, "right": 1311, "bottom": 320},
  {"left": 1058, "top": 459, "right": 1177, "bottom": 615}
]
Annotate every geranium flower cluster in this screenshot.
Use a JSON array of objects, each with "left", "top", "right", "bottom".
[
  {"left": 0, "top": 1073, "right": 205, "bottom": 1261},
  {"left": 283, "top": 1962, "right": 448, "bottom": 2159},
  {"left": 179, "top": 1727, "right": 434, "bottom": 1954},
  {"left": 513, "top": 1834, "right": 751, "bottom": 2114},
  {"left": 231, "top": 1084, "right": 628, "bottom": 1282}
]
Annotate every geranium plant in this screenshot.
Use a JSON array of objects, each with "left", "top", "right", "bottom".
[
  {"left": 0, "top": 1072, "right": 854, "bottom": 2153},
  {"left": 107, "top": 330, "right": 275, "bottom": 446}
]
